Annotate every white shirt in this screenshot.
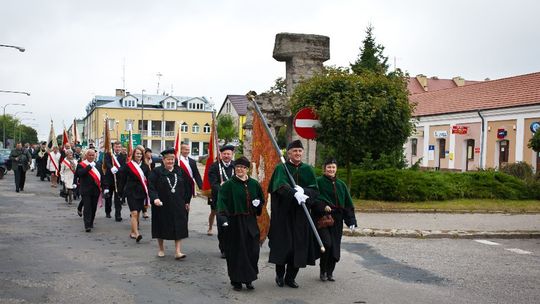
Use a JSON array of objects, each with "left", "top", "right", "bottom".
[{"left": 180, "top": 156, "right": 193, "bottom": 177}]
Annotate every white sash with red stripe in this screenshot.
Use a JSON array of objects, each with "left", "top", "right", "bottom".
[
  {"left": 62, "top": 158, "right": 75, "bottom": 174},
  {"left": 80, "top": 160, "right": 104, "bottom": 208},
  {"left": 48, "top": 152, "right": 60, "bottom": 175},
  {"left": 127, "top": 160, "right": 150, "bottom": 205},
  {"left": 111, "top": 153, "right": 121, "bottom": 171},
  {"left": 179, "top": 158, "right": 195, "bottom": 197}
]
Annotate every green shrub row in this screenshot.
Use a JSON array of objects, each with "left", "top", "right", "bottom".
[{"left": 324, "top": 169, "right": 540, "bottom": 201}]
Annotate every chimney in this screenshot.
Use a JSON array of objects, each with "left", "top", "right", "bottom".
[
  {"left": 416, "top": 74, "right": 428, "bottom": 91},
  {"left": 452, "top": 76, "right": 465, "bottom": 87},
  {"left": 115, "top": 89, "right": 126, "bottom": 97}
]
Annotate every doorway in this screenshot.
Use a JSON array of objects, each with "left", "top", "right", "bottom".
[{"left": 498, "top": 140, "right": 509, "bottom": 168}]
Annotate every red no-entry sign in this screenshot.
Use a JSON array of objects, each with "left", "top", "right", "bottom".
[{"left": 294, "top": 108, "right": 320, "bottom": 140}]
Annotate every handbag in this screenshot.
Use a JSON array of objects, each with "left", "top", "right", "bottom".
[{"left": 316, "top": 214, "right": 334, "bottom": 229}]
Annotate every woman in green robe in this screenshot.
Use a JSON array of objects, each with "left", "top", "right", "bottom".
[
  {"left": 314, "top": 158, "right": 357, "bottom": 282},
  {"left": 217, "top": 156, "right": 264, "bottom": 291}
]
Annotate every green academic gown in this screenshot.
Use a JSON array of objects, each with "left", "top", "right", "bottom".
[
  {"left": 267, "top": 161, "right": 319, "bottom": 268},
  {"left": 217, "top": 176, "right": 264, "bottom": 283},
  {"left": 313, "top": 175, "right": 357, "bottom": 261}
]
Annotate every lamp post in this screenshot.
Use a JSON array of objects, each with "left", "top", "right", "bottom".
[
  {"left": 17, "top": 117, "right": 35, "bottom": 142},
  {"left": 2, "top": 103, "right": 25, "bottom": 148},
  {"left": 0, "top": 44, "right": 25, "bottom": 52},
  {"left": 0, "top": 90, "right": 30, "bottom": 96},
  {"left": 12, "top": 112, "right": 32, "bottom": 145}
]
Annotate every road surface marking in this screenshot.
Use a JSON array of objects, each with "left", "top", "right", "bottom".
[
  {"left": 505, "top": 248, "right": 532, "bottom": 255},
  {"left": 474, "top": 240, "right": 500, "bottom": 246}
]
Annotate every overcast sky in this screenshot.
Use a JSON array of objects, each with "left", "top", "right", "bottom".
[{"left": 1, "top": 0, "right": 539, "bottom": 140}]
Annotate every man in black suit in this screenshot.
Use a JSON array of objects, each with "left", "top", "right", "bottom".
[
  {"left": 104, "top": 141, "right": 126, "bottom": 221},
  {"left": 76, "top": 149, "right": 108, "bottom": 232},
  {"left": 208, "top": 144, "right": 235, "bottom": 258},
  {"left": 179, "top": 143, "right": 203, "bottom": 202}
]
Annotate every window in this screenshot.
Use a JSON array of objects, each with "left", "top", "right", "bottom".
[
  {"left": 226, "top": 102, "right": 231, "bottom": 113},
  {"left": 123, "top": 99, "right": 136, "bottom": 108},
  {"left": 411, "top": 138, "right": 417, "bottom": 156},
  {"left": 203, "top": 123, "right": 211, "bottom": 134},
  {"left": 188, "top": 102, "right": 203, "bottom": 110},
  {"left": 203, "top": 142, "right": 209, "bottom": 155},
  {"left": 107, "top": 119, "right": 115, "bottom": 131},
  {"left": 467, "top": 139, "right": 475, "bottom": 160},
  {"left": 191, "top": 142, "right": 200, "bottom": 155},
  {"left": 180, "top": 122, "right": 188, "bottom": 133},
  {"left": 165, "top": 101, "right": 176, "bottom": 109},
  {"left": 125, "top": 119, "right": 134, "bottom": 131},
  {"left": 192, "top": 123, "right": 200, "bottom": 133}
]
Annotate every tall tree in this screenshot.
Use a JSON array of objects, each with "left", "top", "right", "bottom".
[
  {"left": 217, "top": 114, "right": 238, "bottom": 144},
  {"left": 291, "top": 67, "right": 413, "bottom": 186},
  {"left": 350, "top": 24, "right": 389, "bottom": 75}
]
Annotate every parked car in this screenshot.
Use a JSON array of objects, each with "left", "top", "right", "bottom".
[{"left": 0, "top": 148, "right": 11, "bottom": 179}]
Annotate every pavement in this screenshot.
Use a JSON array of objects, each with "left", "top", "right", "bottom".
[{"left": 348, "top": 212, "right": 540, "bottom": 239}]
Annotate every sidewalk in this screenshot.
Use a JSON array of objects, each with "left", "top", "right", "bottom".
[{"left": 345, "top": 212, "right": 540, "bottom": 239}]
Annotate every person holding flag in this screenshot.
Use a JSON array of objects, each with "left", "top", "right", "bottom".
[
  {"left": 47, "top": 146, "right": 61, "bottom": 188},
  {"left": 119, "top": 145, "right": 150, "bottom": 243},
  {"left": 76, "top": 149, "right": 108, "bottom": 232},
  {"left": 104, "top": 140, "right": 126, "bottom": 221},
  {"left": 60, "top": 149, "right": 77, "bottom": 204},
  {"left": 178, "top": 143, "right": 202, "bottom": 202}
]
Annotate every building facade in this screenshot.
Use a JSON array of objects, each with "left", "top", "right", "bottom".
[
  {"left": 405, "top": 72, "right": 540, "bottom": 171},
  {"left": 83, "top": 89, "right": 213, "bottom": 158},
  {"left": 217, "top": 95, "right": 248, "bottom": 142}
]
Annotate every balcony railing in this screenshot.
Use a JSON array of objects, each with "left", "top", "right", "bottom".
[
  {"left": 151, "top": 130, "right": 162, "bottom": 137},
  {"left": 165, "top": 131, "right": 175, "bottom": 137}
]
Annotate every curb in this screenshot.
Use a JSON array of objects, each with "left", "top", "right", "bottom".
[{"left": 342, "top": 228, "right": 540, "bottom": 239}]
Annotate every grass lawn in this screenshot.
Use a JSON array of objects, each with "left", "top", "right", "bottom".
[{"left": 354, "top": 199, "right": 540, "bottom": 213}]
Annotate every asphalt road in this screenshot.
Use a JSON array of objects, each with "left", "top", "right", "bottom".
[{"left": 1, "top": 173, "right": 539, "bottom": 304}]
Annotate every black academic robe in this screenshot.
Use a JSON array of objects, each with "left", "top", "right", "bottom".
[
  {"left": 208, "top": 160, "right": 235, "bottom": 203},
  {"left": 267, "top": 161, "right": 319, "bottom": 268},
  {"left": 103, "top": 152, "right": 127, "bottom": 192},
  {"left": 313, "top": 175, "right": 357, "bottom": 262},
  {"left": 217, "top": 176, "right": 264, "bottom": 283},
  {"left": 148, "top": 165, "right": 192, "bottom": 240}
]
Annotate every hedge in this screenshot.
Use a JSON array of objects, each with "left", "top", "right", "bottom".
[{"left": 314, "top": 168, "right": 540, "bottom": 202}]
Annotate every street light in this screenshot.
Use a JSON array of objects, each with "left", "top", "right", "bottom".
[
  {"left": 0, "top": 44, "right": 25, "bottom": 52},
  {"left": 2, "top": 103, "right": 25, "bottom": 148},
  {"left": 0, "top": 90, "right": 31, "bottom": 96}
]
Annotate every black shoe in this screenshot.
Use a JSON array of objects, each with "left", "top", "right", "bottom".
[
  {"left": 232, "top": 282, "right": 242, "bottom": 291},
  {"left": 115, "top": 217, "right": 122, "bottom": 222},
  {"left": 320, "top": 271, "right": 327, "bottom": 281},
  {"left": 220, "top": 252, "right": 226, "bottom": 259},
  {"left": 16, "top": 189, "right": 19, "bottom": 193},
  {"left": 136, "top": 235, "right": 142, "bottom": 243},
  {"left": 275, "top": 276, "right": 284, "bottom": 287},
  {"left": 245, "top": 282, "right": 254, "bottom": 290},
  {"left": 285, "top": 280, "right": 299, "bottom": 288},
  {"left": 20, "top": 188, "right": 23, "bottom": 191},
  {"left": 327, "top": 274, "right": 335, "bottom": 282},
  {"left": 85, "top": 228, "right": 91, "bottom": 232},
  {"left": 105, "top": 213, "right": 112, "bottom": 218},
  {"left": 77, "top": 210, "right": 83, "bottom": 217}
]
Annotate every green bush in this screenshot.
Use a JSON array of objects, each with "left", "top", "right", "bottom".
[
  {"left": 499, "top": 162, "right": 534, "bottom": 181},
  {"left": 316, "top": 168, "right": 536, "bottom": 201}
]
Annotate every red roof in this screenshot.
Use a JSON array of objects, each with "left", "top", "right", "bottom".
[
  {"left": 407, "top": 77, "right": 480, "bottom": 94},
  {"left": 410, "top": 72, "right": 540, "bottom": 117}
]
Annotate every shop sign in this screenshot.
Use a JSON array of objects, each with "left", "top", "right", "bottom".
[
  {"left": 497, "top": 128, "right": 507, "bottom": 139},
  {"left": 452, "top": 125, "right": 468, "bottom": 135},
  {"left": 434, "top": 131, "right": 448, "bottom": 138}
]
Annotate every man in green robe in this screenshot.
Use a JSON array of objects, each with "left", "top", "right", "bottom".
[
  {"left": 268, "top": 140, "right": 318, "bottom": 288},
  {"left": 217, "top": 156, "right": 264, "bottom": 291}
]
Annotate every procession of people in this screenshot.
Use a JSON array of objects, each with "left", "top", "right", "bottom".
[{"left": 6, "top": 135, "right": 357, "bottom": 292}]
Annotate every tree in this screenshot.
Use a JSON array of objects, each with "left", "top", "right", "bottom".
[
  {"left": 265, "top": 77, "right": 287, "bottom": 96},
  {"left": 291, "top": 67, "right": 413, "bottom": 186},
  {"left": 217, "top": 114, "right": 238, "bottom": 144},
  {"left": 0, "top": 115, "right": 38, "bottom": 147},
  {"left": 350, "top": 24, "right": 389, "bottom": 75},
  {"left": 528, "top": 131, "right": 540, "bottom": 152}
]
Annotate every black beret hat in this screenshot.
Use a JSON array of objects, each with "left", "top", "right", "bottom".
[
  {"left": 160, "top": 148, "right": 175, "bottom": 156},
  {"left": 286, "top": 139, "right": 304, "bottom": 151},
  {"left": 219, "top": 144, "right": 235, "bottom": 152},
  {"left": 234, "top": 156, "right": 250, "bottom": 168},
  {"left": 324, "top": 158, "right": 337, "bottom": 166}
]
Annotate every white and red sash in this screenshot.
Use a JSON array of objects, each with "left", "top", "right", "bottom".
[
  {"left": 62, "top": 158, "right": 75, "bottom": 174},
  {"left": 127, "top": 160, "right": 150, "bottom": 205},
  {"left": 48, "top": 152, "right": 60, "bottom": 175},
  {"left": 80, "top": 160, "right": 103, "bottom": 207},
  {"left": 110, "top": 152, "right": 121, "bottom": 171},
  {"left": 179, "top": 157, "right": 195, "bottom": 196}
]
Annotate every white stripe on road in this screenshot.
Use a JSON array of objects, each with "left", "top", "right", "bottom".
[
  {"left": 474, "top": 240, "right": 501, "bottom": 246},
  {"left": 295, "top": 119, "right": 321, "bottom": 128},
  {"left": 505, "top": 248, "right": 532, "bottom": 255}
]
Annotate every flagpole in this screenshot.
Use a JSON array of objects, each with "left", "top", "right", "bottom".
[
  {"left": 211, "top": 111, "right": 224, "bottom": 184},
  {"left": 247, "top": 93, "right": 325, "bottom": 253}
]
